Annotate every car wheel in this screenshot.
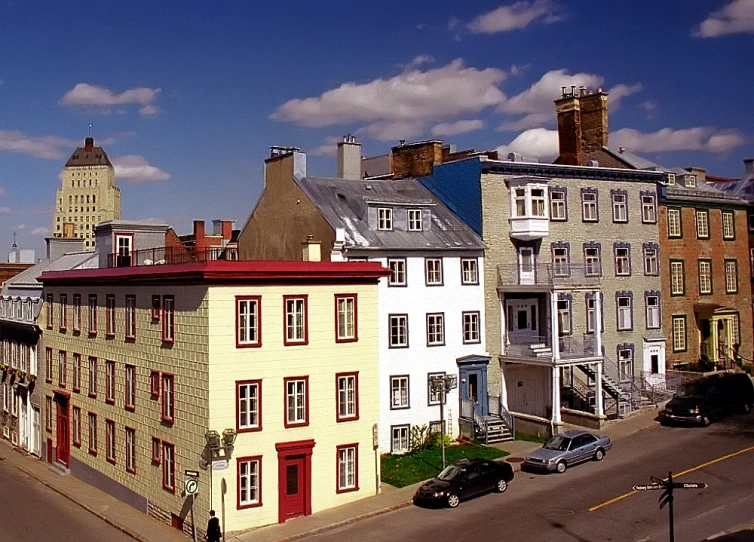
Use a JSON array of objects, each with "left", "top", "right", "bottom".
[
  {"left": 556, "top": 461, "right": 567, "bottom": 474},
  {"left": 701, "top": 415, "right": 712, "bottom": 427},
  {"left": 447, "top": 493, "right": 460, "bottom": 508},
  {"left": 593, "top": 448, "right": 605, "bottom": 461},
  {"left": 495, "top": 479, "right": 508, "bottom": 493}
]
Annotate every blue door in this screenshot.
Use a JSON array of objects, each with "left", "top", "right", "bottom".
[{"left": 458, "top": 356, "right": 490, "bottom": 416}]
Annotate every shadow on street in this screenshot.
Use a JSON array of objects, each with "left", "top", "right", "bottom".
[{"left": 705, "top": 529, "right": 754, "bottom": 541}]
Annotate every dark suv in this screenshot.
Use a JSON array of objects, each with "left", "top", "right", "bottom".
[{"left": 662, "top": 373, "right": 754, "bottom": 426}]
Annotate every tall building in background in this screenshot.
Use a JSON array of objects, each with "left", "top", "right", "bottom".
[{"left": 53, "top": 137, "right": 121, "bottom": 250}]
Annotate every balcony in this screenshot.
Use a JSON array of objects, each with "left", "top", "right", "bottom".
[
  {"left": 497, "top": 263, "right": 601, "bottom": 291},
  {"left": 509, "top": 216, "right": 549, "bottom": 241},
  {"left": 107, "top": 246, "right": 239, "bottom": 268},
  {"left": 503, "top": 333, "right": 598, "bottom": 362}
]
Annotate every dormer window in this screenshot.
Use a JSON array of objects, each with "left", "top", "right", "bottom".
[
  {"left": 508, "top": 180, "right": 550, "bottom": 240},
  {"left": 686, "top": 174, "right": 697, "bottom": 188},
  {"left": 667, "top": 173, "right": 676, "bottom": 186},
  {"left": 407, "top": 209, "right": 422, "bottom": 232},
  {"left": 378, "top": 208, "right": 393, "bottom": 231}
]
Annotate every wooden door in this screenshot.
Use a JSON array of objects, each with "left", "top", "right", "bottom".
[
  {"left": 56, "top": 400, "right": 70, "bottom": 467},
  {"left": 282, "top": 456, "right": 306, "bottom": 520}
]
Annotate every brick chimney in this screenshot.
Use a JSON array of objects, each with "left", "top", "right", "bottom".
[
  {"left": 579, "top": 89, "right": 609, "bottom": 155},
  {"left": 212, "top": 220, "right": 234, "bottom": 241},
  {"left": 744, "top": 158, "right": 754, "bottom": 175},
  {"left": 391, "top": 140, "right": 444, "bottom": 179},
  {"left": 84, "top": 137, "right": 94, "bottom": 152},
  {"left": 555, "top": 90, "right": 582, "bottom": 166},
  {"left": 337, "top": 135, "right": 362, "bottom": 179},
  {"left": 193, "top": 220, "right": 206, "bottom": 248},
  {"left": 302, "top": 235, "right": 321, "bottom": 262}
]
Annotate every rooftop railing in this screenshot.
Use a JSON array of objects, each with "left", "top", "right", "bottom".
[
  {"left": 497, "top": 263, "right": 601, "bottom": 289},
  {"left": 107, "top": 246, "right": 239, "bottom": 268}
]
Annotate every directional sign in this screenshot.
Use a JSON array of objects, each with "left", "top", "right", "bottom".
[
  {"left": 185, "top": 477, "right": 199, "bottom": 495},
  {"left": 633, "top": 484, "right": 665, "bottom": 491},
  {"left": 185, "top": 469, "right": 200, "bottom": 478},
  {"left": 673, "top": 482, "right": 707, "bottom": 489},
  {"left": 649, "top": 476, "right": 665, "bottom": 484}
]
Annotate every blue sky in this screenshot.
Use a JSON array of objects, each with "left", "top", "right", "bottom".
[{"left": 1, "top": 0, "right": 753, "bottom": 257}]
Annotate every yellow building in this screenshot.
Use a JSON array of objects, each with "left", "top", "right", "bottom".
[
  {"left": 39, "top": 257, "right": 387, "bottom": 537},
  {"left": 53, "top": 137, "right": 121, "bottom": 249}
]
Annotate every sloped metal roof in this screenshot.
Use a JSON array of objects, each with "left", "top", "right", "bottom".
[
  {"left": 296, "top": 176, "right": 485, "bottom": 251},
  {"left": 1, "top": 251, "right": 99, "bottom": 297}
]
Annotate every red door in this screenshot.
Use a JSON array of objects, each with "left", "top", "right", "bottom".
[
  {"left": 282, "top": 456, "right": 306, "bottom": 520},
  {"left": 56, "top": 400, "right": 70, "bottom": 467}
]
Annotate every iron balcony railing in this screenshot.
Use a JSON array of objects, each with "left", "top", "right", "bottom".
[
  {"left": 497, "top": 263, "right": 601, "bottom": 289},
  {"left": 107, "top": 246, "right": 240, "bottom": 268}
]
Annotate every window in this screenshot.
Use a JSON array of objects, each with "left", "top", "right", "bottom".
[
  {"left": 106, "top": 295, "right": 116, "bottom": 337},
  {"left": 336, "top": 373, "right": 359, "bottom": 422},
  {"left": 88, "top": 412, "right": 97, "bottom": 455},
  {"left": 614, "top": 245, "right": 631, "bottom": 276},
  {"left": 161, "top": 373, "right": 175, "bottom": 423},
  {"left": 462, "top": 311, "right": 481, "bottom": 344},
  {"left": 725, "top": 260, "right": 738, "bottom": 293},
  {"left": 611, "top": 190, "right": 627, "bottom": 223},
  {"left": 284, "top": 296, "right": 308, "bottom": 345},
  {"left": 237, "top": 457, "right": 261, "bottom": 508},
  {"left": 105, "top": 360, "right": 116, "bottom": 405},
  {"left": 72, "top": 407, "right": 81, "bottom": 447},
  {"left": 557, "top": 299, "right": 571, "bottom": 335},
  {"left": 236, "top": 296, "right": 261, "bottom": 347},
  {"left": 696, "top": 210, "right": 709, "bottom": 239},
  {"left": 618, "top": 347, "right": 633, "bottom": 382},
  {"left": 617, "top": 294, "right": 633, "bottom": 331},
  {"left": 581, "top": 189, "right": 598, "bottom": 222},
  {"left": 125, "top": 427, "right": 136, "bottom": 474},
  {"left": 150, "top": 370, "right": 160, "bottom": 397},
  {"left": 722, "top": 211, "right": 735, "bottom": 239},
  {"left": 698, "top": 260, "right": 712, "bottom": 294},
  {"left": 389, "top": 315, "right": 408, "bottom": 348},
  {"left": 407, "top": 209, "right": 422, "bottom": 231},
  {"left": 531, "top": 188, "right": 546, "bottom": 217},
  {"left": 284, "top": 377, "right": 308, "bottom": 427},
  {"left": 151, "top": 437, "right": 161, "bottom": 463},
  {"left": 731, "top": 313, "right": 740, "bottom": 345},
  {"left": 388, "top": 259, "right": 406, "bottom": 286},
  {"left": 686, "top": 174, "right": 697, "bottom": 188},
  {"left": 46, "top": 293, "right": 53, "bottom": 329},
  {"left": 73, "top": 294, "right": 81, "bottom": 331},
  {"left": 390, "top": 376, "right": 409, "bottom": 409},
  {"left": 425, "top": 258, "right": 443, "bottom": 285},
  {"left": 643, "top": 245, "right": 659, "bottom": 276},
  {"left": 88, "top": 356, "right": 98, "bottom": 397},
  {"left": 428, "top": 372, "right": 446, "bottom": 406},
  {"left": 336, "top": 294, "right": 357, "bottom": 342},
  {"left": 670, "top": 261, "right": 685, "bottom": 295},
  {"left": 552, "top": 245, "right": 569, "bottom": 277},
  {"left": 162, "top": 296, "right": 175, "bottom": 343},
  {"left": 672, "top": 316, "right": 687, "bottom": 352},
  {"left": 10, "top": 387, "right": 17, "bottom": 417},
  {"left": 461, "top": 258, "right": 479, "bottom": 285},
  {"left": 391, "top": 425, "right": 410, "bottom": 453},
  {"left": 58, "top": 351, "right": 67, "bottom": 387},
  {"left": 667, "top": 209, "right": 682, "bottom": 238},
  {"left": 236, "top": 380, "right": 261, "bottom": 431},
  {"left": 646, "top": 294, "right": 660, "bottom": 329},
  {"left": 114, "top": 233, "right": 133, "bottom": 267},
  {"left": 125, "top": 295, "right": 136, "bottom": 339},
  {"left": 585, "top": 293, "right": 603, "bottom": 333},
  {"left": 45, "top": 395, "right": 53, "bottom": 431},
  {"left": 151, "top": 295, "right": 161, "bottom": 320},
  {"left": 514, "top": 188, "right": 526, "bottom": 217},
  {"left": 667, "top": 173, "right": 676, "bottom": 186},
  {"left": 377, "top": 208, "right": 393, "bottom": 230},
  {"left": 125, "top": 365, "right": 136, "bottom": 411},
  {"left": 426, "top": 313, "right": 445, "bottom": 346},
  {"left": 106, "top": 419, "right": 116, "bottom": 464},
  {"left": 59, "top": 294, "right": 67, "bottom": 331},
  {"left": 88, "top": 295, "right": 98, "bottom": 335},
  {"left": 641, "top": 194, "right": 657, "bottom": 223},
  {"left": 584, "top": 244, "right": 601, "bottom": 276},
  {"left": 162, "top": 442, "right": 175, "bottom": 493},
  {"left": 72, "top": 353, "right": 81, "bottom": 392},
  {"left": 336, "top": 444, "right": 359, "bottom": 493},
  {"left": 550, "top": 188, "right": 567, "bottom": 220}
]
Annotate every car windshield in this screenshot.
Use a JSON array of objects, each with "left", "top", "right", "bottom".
[
  {"left": 675, "top": 383, "right": 706, "bottom": 399},
  {"left": 544, "top": 436, "right": 571, "bottom": 451},
  {"left": 437, "top": 466, "right": 464, "bottom": 481}
]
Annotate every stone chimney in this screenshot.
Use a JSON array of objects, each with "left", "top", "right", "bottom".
[
  {"left": 337, "top": 135, "right": 362, "bottom": 179},
  {"left": 555, "top": 89, "right": 582, "bottom": 166},
  {"left": 391, "top": 140, "right": 444, "bottom": 179},
  {"left": 84, "top": 137, "right": 94, "bottom": 152},
  {"left": 555, "top": 87, "right": 609, "bottom": 165},
  {"left": 265, "top": 146, "right": 307, "bottom": 185},
  {"left": 685, "top": 166, "right": 706, "bottom": 184},
  {"left": 744, "top": 158, "right": 754, "bottom": 175},
  {"left": 302, "top": 235, "right": 321, "bottom": 262},
  {"left": 46, "top": 237, "right": 84, "bottom": 261},
  {"left": 579, "top": 89, "right": 609, "bottom": 155}
]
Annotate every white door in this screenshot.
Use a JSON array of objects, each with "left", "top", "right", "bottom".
[
  {"left": 30, "top": 406, "right": 41, "bottom": 457},
  {"left": 642, "top": 342, "right": 666, "bottom": 390},
  {"left": 518, "top": 247, "right": 536, "bottom": 285},
  {"left": 19, "top": 395, "right": 28, "bottom": 450},
  {"left": 506, "top": 299, "right": 539, "bottom": 343}
]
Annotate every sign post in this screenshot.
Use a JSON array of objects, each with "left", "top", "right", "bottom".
[
  {"left": 633, "top": 472, "right": 707, "bottom": 542},
  {"left": 184, "top": 475, "right": 199, "bottom": 542},
  {"left": 373, "top": 423, "right": 380, "bottom": 495},
  {"left": 429, "top": 374, "right": 457, "bottom": 469}
]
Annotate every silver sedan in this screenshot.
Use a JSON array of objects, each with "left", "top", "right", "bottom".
[{"left": 523, "top": 430, "right": 612, "bottom": 473}]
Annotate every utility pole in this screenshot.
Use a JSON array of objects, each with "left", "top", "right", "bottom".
[
  {"left": 430, "top": 374, "right": 457, "bottom": 470},
  {"left": 659, "top": 471, "right": 675, "bottom": 542}
]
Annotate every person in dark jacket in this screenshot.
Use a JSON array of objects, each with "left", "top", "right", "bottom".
[{"left": 206, "top": 510, "right": 222, "bottom": 542}]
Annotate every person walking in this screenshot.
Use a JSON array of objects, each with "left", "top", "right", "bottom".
[{"left": 206, "top": 510, "right": 222, "bottom": 542}]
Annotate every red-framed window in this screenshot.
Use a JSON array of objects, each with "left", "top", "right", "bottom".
[
  {"left": 162, "top": 296, "right": 175, "bottom": 343},
  {"left": 88, "top": 356, "right": 98, "bottom": 398},
  {"left": 161, "top": 373, "right": 175, "bottom": 423},
  {"left": 88, "top": 412, "right": 98, "bottom": 455},
  {"left": 125, "top": 427, "right": 136, "bottom": 474},
  {"left": 45, "top": 347, "right": 53, "bottom": 383},
  {"left": 72, "top": 406, "right": 81, "bottom": 447},
  {"left": 236, "top": 296, "right": 262, "bottom": 348},
  {"left": 125, "top": 295, "right": 136, "bottom": 340},
  {"left": 105, "top": 360, "right": 116, "bottom": 405},
  {"left": 237, "top": 456, "right": 262, "bottom": 509},
  {"left": 105, "top": 419, "right": 116, "bottom": 464},
  {"left": 46, "top": 293, "right": 53, "bottom": 329},
  {"left": 335, "top": 294, "right": 358, "bottom": 343},
  {"left": 336, "top": 372, "right": 359, "bottom": 422},
  {"left": 125, "top": 365, "right": 136, "bottom": 411},
  {"left": 283, "top": 295, "right": 308, "bottom": 345},
  {"left": 336, "top": 443, "right": 359, "bottom": 493},
  {"left": 88, "top": 294, "right": 98, "bottom": 336},
  {"left": 59, "top": 294, "right": 67, "bottom": 332},
  {"left": 151, "top": 295, "right": 161, "bottom": 320},
  {"left": 283, "top": 376, "right": 309, "bottom": 428},
  {"left": 73, "top": 294, "right": 82, "bottom": 332},
  {"left": 45, "top": 396, "right": 53, "bottom": 432},
  {"left": 58, "top": 350, "right": 67, "bottom": 387},
  {"left": 149, "top": 370, "right": 160, "bottom": 397},
  {"left": 236, "top": 380, "right": 262, "bottom": 432},
  {"left": 162, "top": 441, "right": 176, "bottom": 493},
  {"left": 151, "top": 437, "right": 161, "bottom": 464},
  {"left": 105, "top": 295, "right": 116, "bottom": 337},
  {"left": 72, "top": 353, "right": 82, "bottom": 392}
]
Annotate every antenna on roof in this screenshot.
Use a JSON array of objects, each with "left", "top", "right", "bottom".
[
  {"left": 12, "top": 231, "right": 17, "bottom": 249},
  {"left": 88, "top": 123, "right": 93, "bottom": 137}
]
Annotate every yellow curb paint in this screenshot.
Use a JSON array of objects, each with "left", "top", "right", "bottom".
[{"left": 588, "top": 445, "right": 754, "bottom": 513}]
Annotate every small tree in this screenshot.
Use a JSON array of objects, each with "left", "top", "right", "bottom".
[{"left": 409, "top": 424, "right": 431, "bottom": 453}]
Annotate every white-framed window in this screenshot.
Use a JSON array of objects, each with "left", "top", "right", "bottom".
[
  {"left": 58, "top": 350, "right": 67, "bottom": 387},
  {"left": 336, "top": 295, "right": 357, "bottom": 341},
  {"left": 584, "top": 246, "right": 601, "bottom": 276},
  {"left": 582, "top": 191, "right": 597, "bottom": 221},
  {"left": 11, "top": 387, "right": 17, "bottom": 417},
  {"left": 389, "top": 315, "right": 408, "bottom": 347},
  {"left": 646, "top": 295, "right": 660, "bottom": 329},
  {"left": 377, "top": 208, "right": 393, "bottom": 231},
  {"left": 641, "top": 195, "right": 656, "bottom": 223},
  {"left": 557, "top": 299, "right": 570, "bottom": 335},
  {"left": 125, "top": 427, "right": 136, "bottom": 473},
  {"left": 667, "top": 209, "right": 682, "bottom": 238},
  {"left": 670, "top": 261, "right": 685, "bottom": 295},
  {"left": 725, "top": 260, "right": 738, "bottom": 293},
  {"left": 88, "top": 412, "right": 97, "bottom": 453},
  {"left": 72, "top": 407, "right": 81, "bottom": 446},
  {"left": 618, "top": 348, "right": 633, "bottom": 382},
  {"left": 722, "top": 211, "right": 735, "bottom": 239},
  {"left": 586, "top": 296, "right": 597, "bottom": 333},
  {"left": 59, "top": 294, "right": 67, "bottom": 330},
  {"left": 162, "top": 442, "right": 175, "bottom": 492},
  {"left": 426, "top": 313, "right": 444, "bottom": 346},
  {"left": 284, "top": 296, "right": 307, "bottom": 344},
  {"left": 644, "top": 246, "right": 658, "bottom": 275},
  {"left": 667, "top": 173, "right": 676, "bottom": 186},
  {"left": 407, "top": 209, "right": 422, "bottom": 231},
  {"left": 337, "top": 445, "right": 358, "bottom": 492},
  {"left": 72, "top": 353, "right": 81, "bottom": 391},
  {"left": 285, "top": 377, "right": 308, "bottom": 426},
  {"left": 238, "top": 457, "right": 261, "bottom": 507},
  {"left": 114, "top": 234, "right": 133, "bottom": 267},
  {"left": 125, "top": 295, "right": 136, "bottom": 339},
  {"left": 731, "top": 313, "right": 740, "bottom": 345},
  {"left": 390, "top": 376, "right": 409, "bottom": 409},
  {"left": 462, "top": 312, "right": 480, "bottom": 344},
  {"left": 672, "top": 316, "right": 686, "bottom": 352},
  {"left": 161, "top": 296, "right": 175, "bottom": 343},
  {"left": 237, "top": 380, "right": 261, "bottom": 430},
  {"left": 612, "top": 192, "right": 627, "bottom": 222},
  {"left": 88, "top": 294, "right": 97, "bottom": 334},
  {"left": 125, "top": 365, "right": 136, "bottom": 410},
  {"left": 105, "top": 360, "right": 115, "bottom": 404},
  {"left": 88, "top": 356, "right": 98, "bottom": 397},
  {"left": 514, "top": 188, "right": 526, "bottom": 217},
  {"left": 105, "top": 419, "right": 116, "bottom": 463},
  {"left": 73, "top": 294, "right": 81, "bottom": 331},
  {"left": 461, "top": 258, "right": 479, "bottom": 285},
  {"left": 686, "top": 174, "right": 697, "bottom": 188},
  {"left": 617, "top": 296, "right": 632, "bottom": 330},
  {"left": 553, "top": 247, "right": 569, "bottom": 277},
  {"left": 236, "top": 297, "right": 260, "bottom": 346},
  {"left": 550, "top": 189, "right": 566, "bottom": 220},
  {"left": 531, "top": 188, "right": 546, "bottom": 217},
  {"left": 696, "top": 210, "right": 709, "bottom": 239},
  {"left": 425, "top": 258, "right": 443, "bottom": 285},
  {"left": 105, "top": 295, "right": 116, "bottom": 336},
  {"left": 388, "top": 259, "right": 406, "bottom": 286},
  {"left": 698, "top": 260, "right": 712, "bottom": 294},
  {"left": 615, "top": 246, "right": 631, "bottom": 276},
  {"left": 391, "top": 425, "right": 410, "bottom": 453},
  {"left": 337, "top": 373, "right": 358, "bottom": 421},
  {"left": 161, "top": 373, "right": 175, "bottom": 422}
]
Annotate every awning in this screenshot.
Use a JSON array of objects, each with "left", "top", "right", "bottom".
[{"left": 694, "top": 303, "right": 735, "bottom": 318}]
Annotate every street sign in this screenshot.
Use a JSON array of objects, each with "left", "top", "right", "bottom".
[
  {"left": 212, "top": 459, "right": 229, "bottom": 471},
  {"left": 185, "top": 469, "right": 200, "bottom": 478},
  {"left": 649, "top": 475, "right": 665, "bottom": 484},
  {"left": 673, "top": 482, "right": 707, "bottom": 489},
  {"left": 633, "top": 484, "right": 665, "bottom": 491},
  {"left": 185, "top": 477, "right": 199, "bottom": 495}
]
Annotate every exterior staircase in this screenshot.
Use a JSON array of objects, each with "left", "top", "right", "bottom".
[
  {"left": 477, "top": 416, "right": 513, "bottom": 443},
  {"left": 461, "top": 396, "right": 515, "bottom": 444},
  {"left": 576, "top": 364, "right": 634, "bottom": 404},
  {"left": 528, "top": 343, "right": 553, "bottom": 358}
]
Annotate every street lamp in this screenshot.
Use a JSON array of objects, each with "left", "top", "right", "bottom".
[{"left": 429, "top": 374, "right": 458, "bottom": 469}]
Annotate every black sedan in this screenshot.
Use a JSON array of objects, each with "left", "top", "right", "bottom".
[{"left": 413, "top": 457, "right": 514, "bottom": 508}]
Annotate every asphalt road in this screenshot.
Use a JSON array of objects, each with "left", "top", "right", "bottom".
[
  {"left": 0, "top": 459, "right": 134, "bottom": 542},
  {"left": 309, "top": 410, "right": 754, "bottom": 542}
]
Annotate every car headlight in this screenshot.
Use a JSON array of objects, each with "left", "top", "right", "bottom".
[
  {"left": 433, "top": 492, "right": 444, "bottom": 498},
  {"left": 547, "top": 458, "right": 556, "bottom": 463},
  {"left": 693, "top": 408, "right": 700, "bottom": 414}
]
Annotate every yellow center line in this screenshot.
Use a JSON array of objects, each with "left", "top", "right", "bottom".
[{"left": 588, "top": 445, "right": 754, "bottom": 512}]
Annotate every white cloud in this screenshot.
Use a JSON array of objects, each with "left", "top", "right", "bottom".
[
  {"left": 60, "top": 83, "right": 161, "bottom": 115},
  {"left": 0, "top": 130, "right": 78, "bottom": 159},
  {"left": 430, "top": 119, "right": 484, "bottom": 136},
  {"left": 606, "top": 83, "right": 643, "bottom": 103},
  {"left": 31, "top": 227, "right": 50, "bottom": 236},
  {"left": 0, "top": 187, "right": 6, "bottom": 197},
  {"left": 271, "top": 59, "right": 506, "bottom": 128},
  {"left": 401, "top": 55, "right": 435, "bottom": 71},
  {"left": 112, "top": 155, "right": 171, "bottom": 183},
  {"left": 693, "top": 0, "right": 754, "bottom": 37},
  {"left": 356, "top": 121, "right": 426, "bottom": 142},
  {"left": 495, "top": 127, "right": 559, "bottom": 160},
  {"left": 611, "top": 127, "right": 746, "bottom": 154},
  {"left": 467, "top": 1, "right": 563, "bottom": 34},
  {"left": 309, "top": 136, "right": 342, "bottom": 157},
  {"left": 0, "top": 207, "right": 10, "bottom": 214}
]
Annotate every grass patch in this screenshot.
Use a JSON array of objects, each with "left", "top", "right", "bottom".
[
  {"left": 381, "top": 444, "right": 508, "bottom": 488},
  {"left": 514, "top": 431, "right": 549, "bottom": 444}
]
